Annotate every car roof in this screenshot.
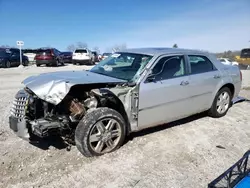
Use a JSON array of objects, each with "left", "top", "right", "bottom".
[{"left": 118, "top": 47, "right": 210, "bottom": 56}]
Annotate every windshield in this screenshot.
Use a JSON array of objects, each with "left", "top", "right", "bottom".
[{"left": 90, "top": 52, "right": 153, "bottom": 82}]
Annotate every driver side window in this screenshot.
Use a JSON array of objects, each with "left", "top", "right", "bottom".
[{"left": 151, "top": 55, "right": 186, "bottom": 81}]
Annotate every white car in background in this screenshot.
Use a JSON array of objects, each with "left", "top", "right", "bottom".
[
  {"left": 72, "top": 48, "right": 95, "bottom": 65},
  {"left": 218, "top": 58, "right": 239, "bottom": 66},
  {"left": 23, "top": 49, "right": 37, "bottom": 62}
]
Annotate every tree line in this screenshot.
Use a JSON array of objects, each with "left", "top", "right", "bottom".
[{"left": 0, "top": 43, "right": 243, "bottom": 60}]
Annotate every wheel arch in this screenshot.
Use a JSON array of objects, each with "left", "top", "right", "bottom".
[
  {"left": 94, "top": 89, "right": 131, "bottom": 135},
  {"left": 209, "top": 82, "right": 235, "bottom": 108}
]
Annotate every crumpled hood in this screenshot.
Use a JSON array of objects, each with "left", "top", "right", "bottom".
[{"left": 23, "top": 70, "right": 126, "bottom": 105}]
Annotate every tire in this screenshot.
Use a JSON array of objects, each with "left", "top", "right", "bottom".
[
  {"left": 208, "top": 87, "right": 232, "bottom": 118},
  {"left": 24, "top": 60, "right": 29, "bottom": 66},
  {"left": 5, "top": 61, "right": 11, "bottom": 68},
  {"left": 55, "top": 60, "right": 59, "bottom": 67},
  {"left": 75, "top": 107, "right": 126, "bottom": 157},
  {"left": 36, "top": 64, "right": 40, "bottom": 67}
]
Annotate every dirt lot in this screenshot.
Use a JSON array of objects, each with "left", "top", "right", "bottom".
[{"left": 0, "top": 64, "right": 249, "bottom": 188}]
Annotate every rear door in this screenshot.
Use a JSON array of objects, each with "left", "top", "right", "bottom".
[{"left": 187, "top": 54, "right": 222, "bottom": 112}]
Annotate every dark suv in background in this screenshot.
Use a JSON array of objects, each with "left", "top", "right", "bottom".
[
  {"left": 60, "top": 51, "right": 73, "bottom": 63},
  {"left": 91, "top": 51, "right": 99, "bottom": 62},
  {"left": 34, "top": 48, "right": 64, "bottom": 67},
  {"left": 0, "top": 48, "right": 29, "bottom": 68}
]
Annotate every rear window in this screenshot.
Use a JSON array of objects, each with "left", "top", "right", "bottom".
[
  {"left": 36, "top": 49, "right": 51, "bottom": 55},
  {"left": 63, "top": 52, "right": 72, "bottom": 55},
  {"left": 241, "top": 48, "right": 250, "bottom": 58},
  {"left": 23, "top": 50, "right": 35, "bottom": 53},
  {"left": 75, "top": 49, "right": 87, "bottom": 53},
  {"left": 0, "top": 49, "right": 7, "bottom": 56}
]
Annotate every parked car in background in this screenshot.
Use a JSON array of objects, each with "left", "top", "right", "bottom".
[
  {"left": 61, "top": 51, "right": 73, "bottom": 63},
  {"left": 22, "top": 49, "right": 37, "bottom": 62},
  {"left": 218, "top": 58, "right": 239, "bottom": 66},
  {"left": 72, "top": 48, "right": 94, "bottom": 65},
  {"left": 34, "top": 48, "right": 64, "bottom": 67},
  {"left": 101, "top": 52, "right": 112, "bottom": 60},
  {"left": 91, "top": 51, "right": 99, "bottom": 62},
  {"left": 0, "top": 48, "right": 29, "bottom": 68},
  {"left": 9, "top": 47, "right": 242, "bottom": 158},
  {"left": 235, "top": 48, "right": 250, "bottom": 70}
]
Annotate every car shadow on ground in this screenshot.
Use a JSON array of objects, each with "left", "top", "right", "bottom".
[
  {"left": 126, "top": 111, "right": 208, "bottom": 143},
  {"left": 126, "top": 98, "right": 250, "bottom": 143},
  {"left": 29, "top": 135, "right": 68, "bottom": 150},
  {"left": 28, "top": 98, "right": 250, "bottom": 151}
]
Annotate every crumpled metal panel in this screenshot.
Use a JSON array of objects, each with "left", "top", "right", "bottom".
[{"left": 22, "top": 70, "right": 126, "bottom": 105}]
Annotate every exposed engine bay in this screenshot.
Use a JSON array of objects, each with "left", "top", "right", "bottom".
[{"left": 10, "top": 83, "right": 131, "bottom": 146}]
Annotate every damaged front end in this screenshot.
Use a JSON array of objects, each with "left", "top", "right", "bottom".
[
  {"left": 9, "top": 86, "right": 102, "bottom": 141},
  {"left": 8, "top": 70, "right": 140, "bottom": 147}
]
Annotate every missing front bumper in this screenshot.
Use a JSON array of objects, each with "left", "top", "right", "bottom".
[{"left": 9, "top": 116, "right": 30, "bottom": 140}]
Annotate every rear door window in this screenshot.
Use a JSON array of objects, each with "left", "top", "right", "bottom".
[{"left": 188, "top": 55, "right": 216, "bottom": 74}]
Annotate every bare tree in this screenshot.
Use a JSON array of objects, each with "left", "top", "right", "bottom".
[
  {"left": 0, "top": 45, "right": 11, "bottom": 48},
  {"left": 76, "top": 42, "right": 88, "bottom": 48},
  {"left": 111, "top": 43, "right": 127, "bottom": 52},
  {"left": 93, "top": 46, "right": 100, "bottom": 53},
  {"left": 67, "top": 44, "right": 76, "bottom": 52},
  {"left": 173, "top": 44, "right": 178, "bottom": 48}
]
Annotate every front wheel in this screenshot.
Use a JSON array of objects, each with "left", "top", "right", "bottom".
[
  {"left": 75, "top": 107, "right": 126, "bottom": 157},
  {"left": 208, "top": 87, "right": 232, "bottom": 118}
]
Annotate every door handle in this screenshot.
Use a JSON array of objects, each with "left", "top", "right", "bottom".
[
  {"left": 180, "top": 81, "right": 189, "bottom": 86},
  {"left": 213, "top": 74, "right": 221, "bottom": 79}
]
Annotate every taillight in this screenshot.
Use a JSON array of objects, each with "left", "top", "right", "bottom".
[
  {"left": 51, "top": 50, "right": 55, "bottom": 56},
  {"left": 240, "top": 70, "right": 242, "bottom": 81}
]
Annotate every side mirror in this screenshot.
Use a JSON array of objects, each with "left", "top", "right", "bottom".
[{"left": 146, "top": 74, "right": 156, "bottom": 82}]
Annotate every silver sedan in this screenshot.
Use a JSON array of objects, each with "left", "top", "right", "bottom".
[{"left": 9, "top": 48, "right": 242, "bottom": 157}]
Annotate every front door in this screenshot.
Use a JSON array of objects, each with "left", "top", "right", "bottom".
[
  {"left": 10, "top": 51, "right": 20, "bottom": 66},
  {"left": 137, "top": 55, "right": 193, "bottom": 130}
]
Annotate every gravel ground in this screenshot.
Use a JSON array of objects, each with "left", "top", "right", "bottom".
[{"left": 0, "top": 64, "right": 249, "bottom": 188}]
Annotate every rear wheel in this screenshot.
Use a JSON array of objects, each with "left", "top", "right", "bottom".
[
  {"left": 24, "top": 60, "right": 29, "bottom": 66},
  {"left": 55, "top": 60, "right": 59, "bottom": 67},
  {"left": 5, "top": 61, "right": 11, "bottom": 68},
  {"left": 208, "top": 87, "right": 232, "bottom": 118},
  {"left": 75, "top": 107, "right": 126, "bottom": 157}
]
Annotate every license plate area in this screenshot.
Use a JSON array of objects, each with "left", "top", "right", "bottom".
[{"left": 9, "top": 116, "right": 18, "bottom": 132}]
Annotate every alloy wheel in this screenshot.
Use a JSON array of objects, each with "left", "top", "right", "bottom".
[
  {"left": 89, "top": 118, "right": 122, "bottom": 154},
  {"left": 216, "top": 91, "right": 230, "bottom": 114}
]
